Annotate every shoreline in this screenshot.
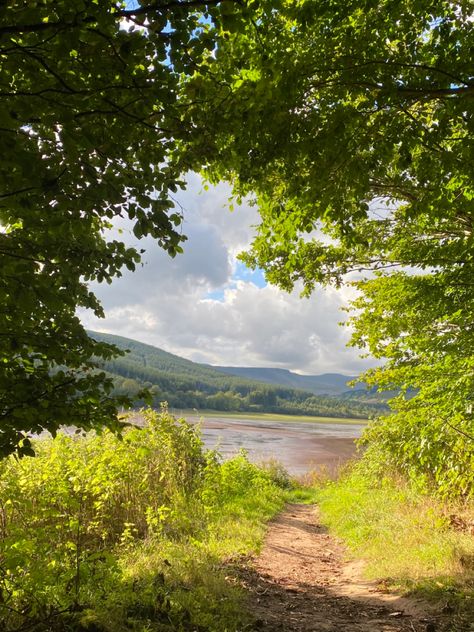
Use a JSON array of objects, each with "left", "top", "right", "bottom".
[
  {"left": 183, "top": 413, "right": 363, "bottom": 475},
  {"left": 169, "top": 409, "right": 369, "bottom": 425}
]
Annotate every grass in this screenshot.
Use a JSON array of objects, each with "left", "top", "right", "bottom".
[
  {"left": 177, "top": 409, "right": 368, "bottom": 425},
  {"left": 315, "top": 469, "right": 474, "bottom": 621},
  {"left": 85, "top": 488, "right": 285, "bottom": 632},
  {"left": 7, "top": 406, "right": 473, "bottom": 630}
]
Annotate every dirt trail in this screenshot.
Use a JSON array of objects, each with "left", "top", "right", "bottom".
[{"left": 241, "top": 504, "right": 450, "bottom": 632}]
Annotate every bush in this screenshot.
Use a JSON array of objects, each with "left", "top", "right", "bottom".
[
  {"left": 358, "top": 410, "right": 474, "bottom": 499},
  {"left": 0, "top": 409, "right": 286, "bottom": 631}
]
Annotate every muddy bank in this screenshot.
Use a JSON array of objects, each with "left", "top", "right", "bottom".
[
  {"left": 126, "top": 412, "right": 364, "bottom": 475},
  {"left": 186, "top": 415, "right": 363, "bottom": 475}
]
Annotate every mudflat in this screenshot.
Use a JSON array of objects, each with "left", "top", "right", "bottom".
[
  {"left": 186, "top": 414, "right": 364, "bottom": 475},
  {"left": 127, "top": 411, "right": 364, "bottom": 474}
]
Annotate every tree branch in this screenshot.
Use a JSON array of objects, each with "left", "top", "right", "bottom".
[{"left": 116, "top": 0, "right": 231, "bottom": 18}]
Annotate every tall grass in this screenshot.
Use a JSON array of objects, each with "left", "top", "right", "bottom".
[
  {"left": 0, "top": 408, "right": 286, "bottom": 631},
  {"left": 317, "top": 467, "right": 474, "bottom": 614}
]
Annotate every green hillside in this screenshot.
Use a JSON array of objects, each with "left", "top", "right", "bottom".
[
  {"left": 212, "top": 366, "right": 401, "bottom": 404},
  {"left": 89, "top": 331, "right": 386, "bottom": 419}
]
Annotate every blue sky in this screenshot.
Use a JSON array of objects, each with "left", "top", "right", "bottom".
[
  {"left": 206, "top": 263, "right": 266, "bottom": 302},
  {"left": 233, "top": 261, "right": 267, "bottom": 288}
]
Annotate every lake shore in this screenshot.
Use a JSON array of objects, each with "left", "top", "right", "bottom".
[
  {"left": 125, "top": 410, "right": 366, "bottom": 475},
  {"left": 183, "top": 413, "right": 365, "bottom": 475},
  {"left": 172, "top": 409, "right": 368, "bottom": 425}
]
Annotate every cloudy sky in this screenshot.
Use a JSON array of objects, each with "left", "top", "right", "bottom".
[{"left": 81, "top": 173, "right": 376, "bottom": 376}]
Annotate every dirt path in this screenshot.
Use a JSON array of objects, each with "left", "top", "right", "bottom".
[{"left": 241, "top": 504, "right": 448, "bottom": 632}]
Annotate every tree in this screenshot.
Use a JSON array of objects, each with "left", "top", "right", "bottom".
[
  {"left": 178, "top": 0, "right": 474, "bottom": 494},
  {"left": 0, "top": 0, "right": 241, "bottom": 456}
]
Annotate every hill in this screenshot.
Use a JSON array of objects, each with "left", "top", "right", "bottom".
[
  {"left": 211, "top": 366, "right": 395, "bottom": 404},
  {"left": 211, "top": 366, "right": 362, "bottom": 396},
  {"left": 89, "top": 331, "right": 386, "bottom": 419}
]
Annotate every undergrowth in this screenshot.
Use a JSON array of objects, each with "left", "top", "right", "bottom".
[{"left": 0, "top": 408, "right": 287, "bottom": 632}]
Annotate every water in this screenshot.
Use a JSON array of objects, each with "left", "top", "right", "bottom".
[
  {"left": 54, "top": 413, "right": 366, "bottom": 476},
  {"left": 185, "top": 415, "right": 365, "bottom": 475}
]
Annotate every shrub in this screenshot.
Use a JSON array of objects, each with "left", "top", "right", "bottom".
[{"left": 0, "top": 409, "right": 286, "bottom": 631}]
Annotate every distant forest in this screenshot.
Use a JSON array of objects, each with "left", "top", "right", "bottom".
[{"left": 90, "top": 331, "right": 387, "bottom": 419}]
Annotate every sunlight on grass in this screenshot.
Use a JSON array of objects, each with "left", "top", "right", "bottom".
[
  {"left": 0, "top": 411, "right": 286, "bottom": 632},
  {"left": 316, "top": 471, "right": 474, "bottom": 611}
]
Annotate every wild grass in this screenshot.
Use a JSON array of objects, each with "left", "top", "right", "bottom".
[
  {"left": 0, "top": 408, "right": 287, "bottom": 632},
  {"left": 316, "top": 468, "right": 474, "bottom": 614}
]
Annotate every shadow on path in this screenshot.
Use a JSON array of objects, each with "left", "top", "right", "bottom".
[{"left": 234, "top": 504, "right": 461, "bottom": 632}]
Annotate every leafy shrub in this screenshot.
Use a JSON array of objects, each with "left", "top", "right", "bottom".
[
  {"left": 358, "top": 410, "right": 474, "bottom": 499},
  {"left": 0, "top": 409, "right": 286, "bottom": 631},
  {"left": 258, "top": 456, "right": 293, "bottom": 489}
]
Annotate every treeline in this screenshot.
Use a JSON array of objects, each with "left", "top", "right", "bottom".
[
  {"left": 90, "top": 332, "right": 386, "bottom": 419},
  {"left": 110, "top": 371, "right": 380, "bottom": 418}
]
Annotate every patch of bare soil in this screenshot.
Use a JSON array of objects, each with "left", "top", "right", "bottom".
[{"left": 240, "top": 504, "right": 460, "bottom": 632}]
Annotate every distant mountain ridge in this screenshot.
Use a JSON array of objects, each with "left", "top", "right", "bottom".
[
  {"left": 88, "top": 330, "right": 385, "bottom": 418},
  {"left": 211, "top": 366, "right": 362, "bottom": 396}
]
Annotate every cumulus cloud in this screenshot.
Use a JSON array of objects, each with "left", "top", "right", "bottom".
[{"left": 80, "top": 176, "right": 376, "bottom": 376}]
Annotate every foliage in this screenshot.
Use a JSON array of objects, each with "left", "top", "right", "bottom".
[
  {"left": 348, "top": 273, "right": 474, "bottom": 497},
  {"left": 4, "top": 0, "right": 472, "bottom": 492},
  {"left": 358, "top": 399, "right": 474, "bottom": 499},
  {"left": 0, "top": 408, "right": 286, "bottom": 631},
  {"left": 0, "top": 0, "right": 245, "bottom": 456},
  {"left": 316, "top": 467, "right": 474, "bottom": 623},
  {"left": 176, "top": 0, "right": 474, "bottom": 496}
]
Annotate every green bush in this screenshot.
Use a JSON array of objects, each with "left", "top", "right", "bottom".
[
  {"left": 358, "top": 410, "right": 474, "bottom": 499},
  {"left": 0, "top": 409, "right": 286, "bottom": 631}
]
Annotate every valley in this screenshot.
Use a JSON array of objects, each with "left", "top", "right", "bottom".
[{"left": 90, "top": 330, "right": 386, "bottom": 420}]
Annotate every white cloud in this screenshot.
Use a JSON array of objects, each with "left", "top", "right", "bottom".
[{"left": 80, "top": 175, "right": 376, "bottom": 376}]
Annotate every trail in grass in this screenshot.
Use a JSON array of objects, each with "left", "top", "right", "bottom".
[{"left": 240, "top": 504, "right": 449, "bottom": 632}]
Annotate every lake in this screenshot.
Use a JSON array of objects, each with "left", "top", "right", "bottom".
[{"left": 184, "top": 414, "right": 366, "bottom": 475}]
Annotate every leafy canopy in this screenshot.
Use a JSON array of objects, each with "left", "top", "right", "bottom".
[
  {"left": 0, "top": 0, "right": 240, "bottom": 456},
  {"left": 3, "top": 0, "right": 474, "bottom": 490},
  {"left": 178, "top": 0, "right": 474, "bottom": 495}
]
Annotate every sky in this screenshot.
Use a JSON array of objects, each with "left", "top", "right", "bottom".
[{"left": 80, "top": 173, "right": 376, "bottom": 376}]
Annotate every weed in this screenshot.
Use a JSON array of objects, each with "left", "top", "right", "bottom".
[{"left": 0, "top": 408, "right": 287, "bottom": 631}]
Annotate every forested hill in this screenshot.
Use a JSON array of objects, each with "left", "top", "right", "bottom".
[
  {"left": 211, "top": 366, "right": 361, "bottom": 396},
  {"left": 89, "top": 331, "right": 385, "bottom": 419}
]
